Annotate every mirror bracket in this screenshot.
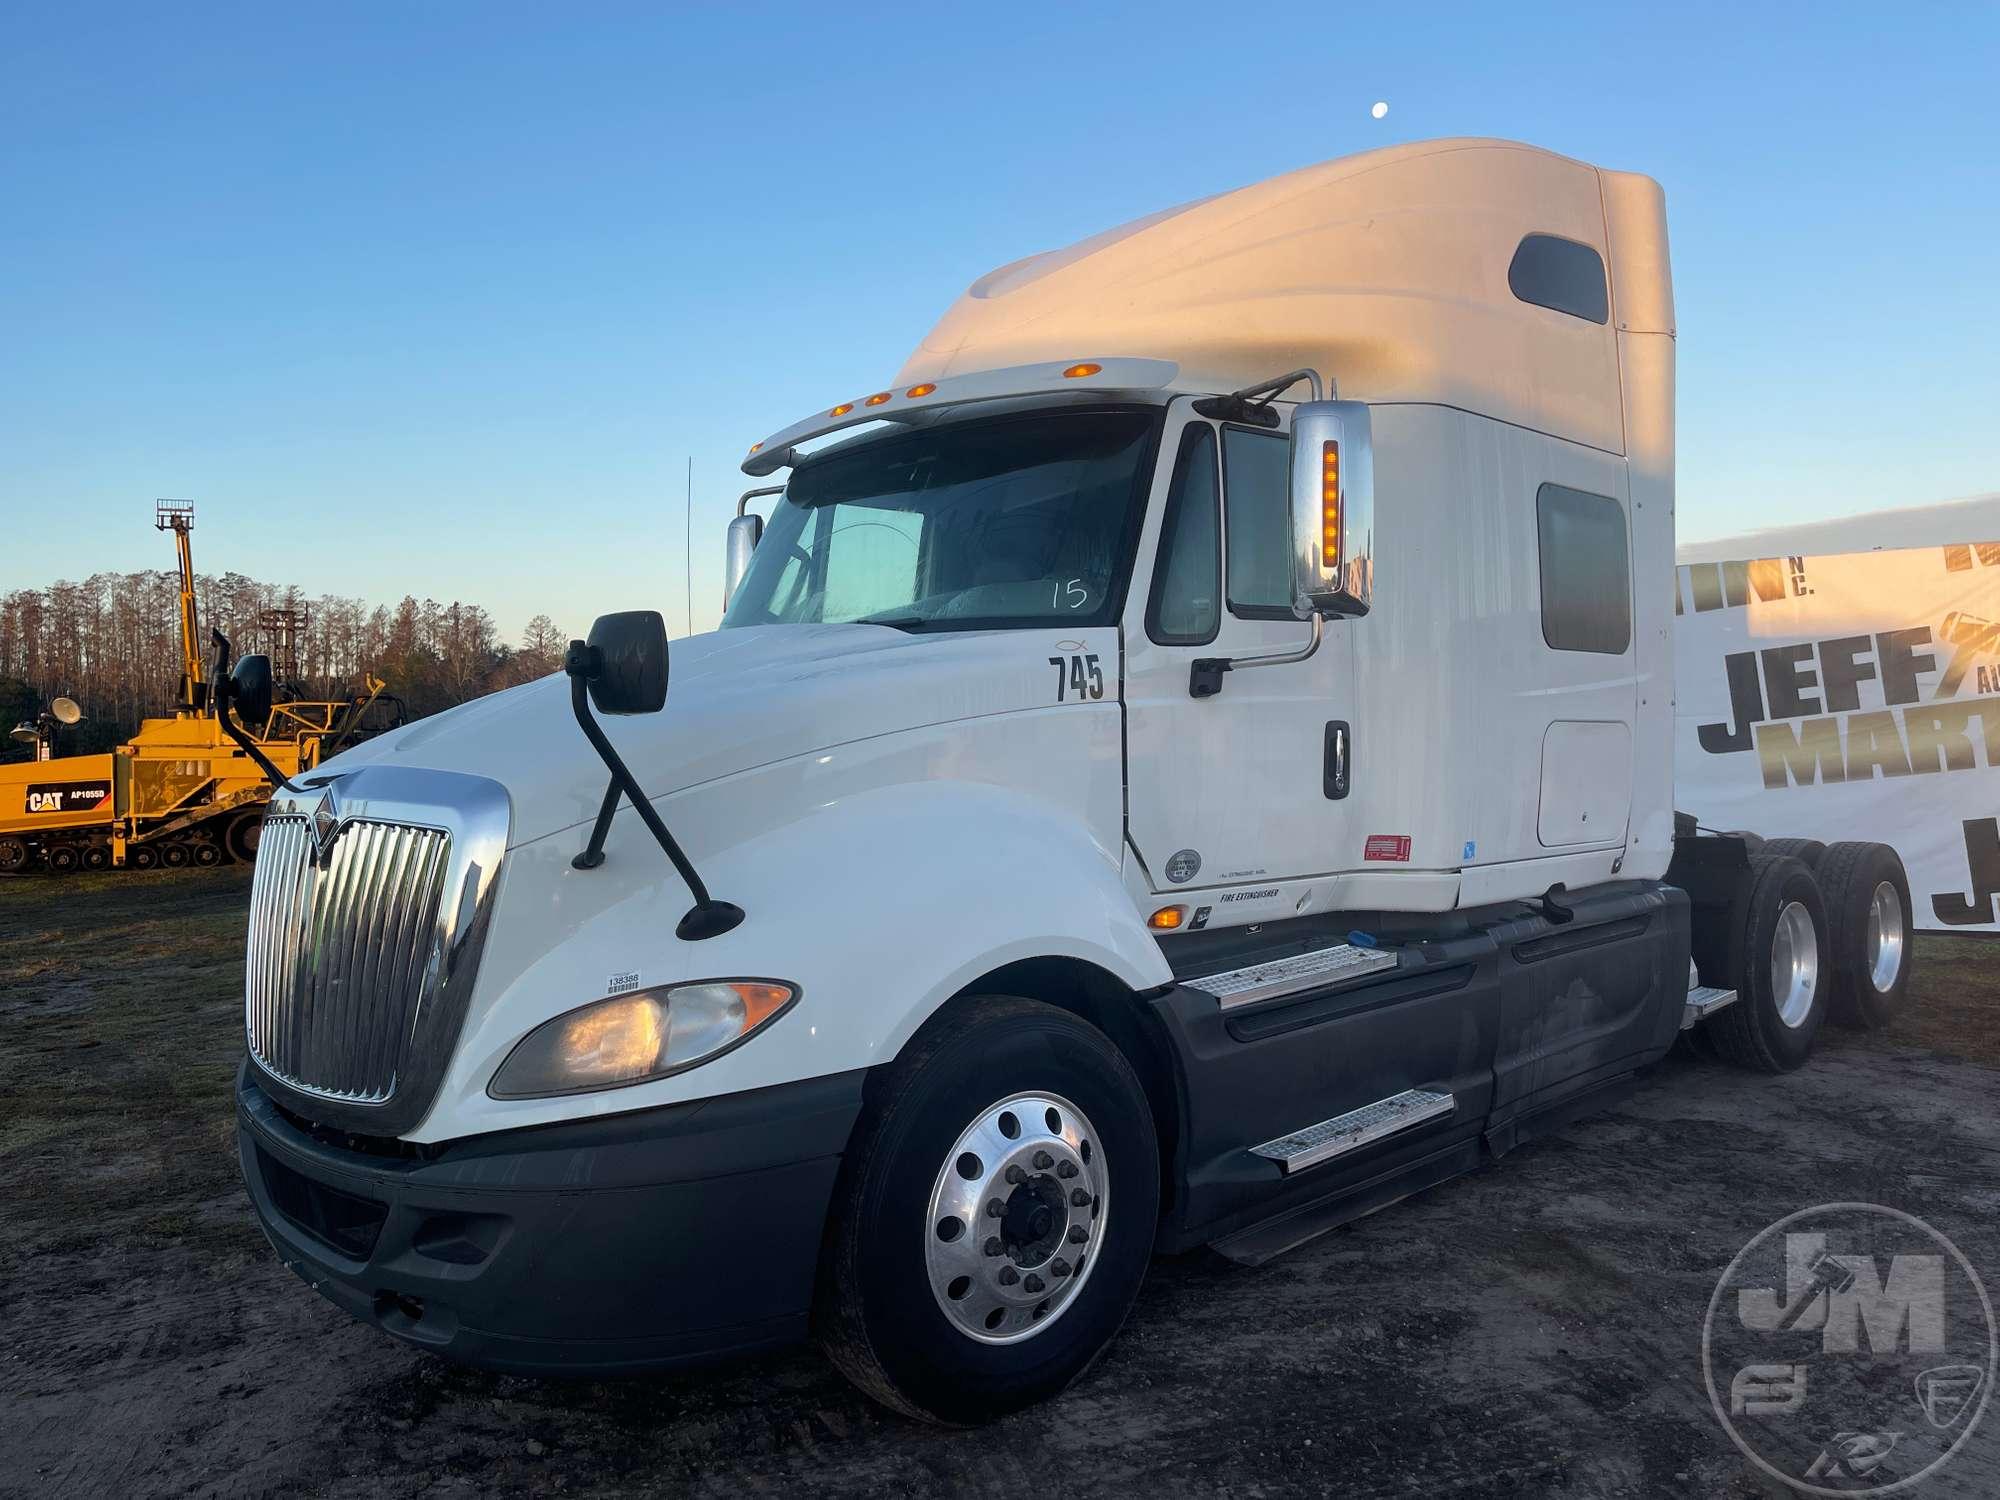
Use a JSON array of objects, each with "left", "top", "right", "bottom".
[
  {"left": 563, "top": 630, "right": 745, "bottom": 941},
  {"left": 209, "top": 630, "right": 303, "bottom": 793},
  {"left": 1186, "top": 615, "right": 1322, "bottom": 699}
]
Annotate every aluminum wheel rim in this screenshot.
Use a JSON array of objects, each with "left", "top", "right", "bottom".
[
  {"left": 1866, "top": 881, "right": 1906, "bottom": 993},
  {"left": 924, "top": 1091, "right": 1106, "bottom": 1346},
  {"left": 1771, "top": 900, "right": 1820, "bottom": 1029}
]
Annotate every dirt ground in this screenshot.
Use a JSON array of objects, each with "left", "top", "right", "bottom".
[{"left": 3, "top": 870, "right": 1997, "bottom": 1499}]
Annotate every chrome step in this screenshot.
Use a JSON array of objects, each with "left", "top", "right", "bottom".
[
  {"left": 1682, "top": 984, "right": 1740, "bottom": 1028},
  {"left": 1194, "top": 942, "right": 1400, "bottom": 1011},
  {"left": 1249, "top": 1088, "right": 1456, "bottom": 1174}
]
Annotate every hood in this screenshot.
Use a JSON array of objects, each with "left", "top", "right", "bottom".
[{"left": 316, "top": 624, "right": 1082, "bottom": 848}]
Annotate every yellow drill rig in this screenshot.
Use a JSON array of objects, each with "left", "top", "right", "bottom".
[{"left": 0, "top": 503, "right": 396, "bottom": 875}]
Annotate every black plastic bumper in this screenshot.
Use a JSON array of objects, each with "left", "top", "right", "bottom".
[{"left": 236, "top": 1061, "right": 865, "bottom": 1374}]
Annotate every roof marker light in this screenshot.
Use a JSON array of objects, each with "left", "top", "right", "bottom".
[
  {"left": 863, "top": 391, "right": 892, "bottom": 407},
  {"left": 905, "top": 383, "right": 936, "bottom": 398},
  {"left": 829, "top": 402, "right": 854, "bottom": 417},
  {"left": 1062, "top": 362, "right": 1103, "bottom": 379}
]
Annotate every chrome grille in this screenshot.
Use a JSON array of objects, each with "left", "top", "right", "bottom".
[{"left": 246, "top": 814, "right": 454, "bottom": 1104}]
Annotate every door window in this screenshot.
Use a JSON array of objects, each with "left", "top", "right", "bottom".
[
  {"left": 1222, "top": 427, "right": 1293, "bottom": 615},
  {"left": 1146, "top": 425, "right": 1221, "bottom": 645}
]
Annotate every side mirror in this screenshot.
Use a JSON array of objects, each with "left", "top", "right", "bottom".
[
  {"left": 569, "top": 610, "right": 668, "bottom": 715},
  {"left": 1288, "top": 400, "right": 1375, "bottom": 619},
  {"left": 725, "top": 486, "right": 783, "bottom": 612},
  {"left": 230, "top": 654, "right": 275, "bottom": 725},
  {"left": 724, "top": 512, "right": 762, "bottom": 611}
]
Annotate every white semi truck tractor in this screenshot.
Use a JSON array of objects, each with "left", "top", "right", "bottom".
[{"left": 232, "top": 138, "right": 1917, "bottom": 1422}]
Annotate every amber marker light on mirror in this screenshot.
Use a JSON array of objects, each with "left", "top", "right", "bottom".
[
  {"left": 1321, "top": 441, "right": 1341, "bottom": 570},
  {"left": 1062, "top": 362, "right": 1103, "bottom": 379},
  {"left": 905, "top": 383, "right": 937, "bottom": 398},
  {"left": 1148, "top": 906, "right": 1187, "bottom": 931}
]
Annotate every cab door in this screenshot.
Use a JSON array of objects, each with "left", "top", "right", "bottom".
[{"left": 1122, "top": 400, "right": 1355, "bottom": 895}]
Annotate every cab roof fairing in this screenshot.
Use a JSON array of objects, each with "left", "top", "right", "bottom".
[{"left": 739, "top": 357, "right": 1181, "bottom": 477}]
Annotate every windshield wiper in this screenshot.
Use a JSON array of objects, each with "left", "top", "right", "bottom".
[{"left": 856, "top": 613, "right": 929, "bottom": 630}]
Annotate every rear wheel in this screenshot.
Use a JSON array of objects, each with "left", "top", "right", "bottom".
[
  {"left": 1709, "top": 853, "right": 1829, "bottom": 1073},
  {"left": 192, "top": 841, "right": 223, "bottom": 867},
  {"left": 160, "top": 842, "right": 191, "bottom": 869},
  {"left": 1817, "top": 841, "right": 1914, "bottom": 1029},
  {"left": 0, "top": 837, "right": 27, "bottom": 874},
  {"left": 47, "top": 844, "right": 81, "bottom": 874},
  {"left": 1760, "top": 836, "right": 1827, "bottom": 870},
  {"left": 816, "top": 996, "right": 1159, "bottom": 1424},
  {"left": 82, "top": 844, "right": 111, "bottom": 871},
  {"left": 128, "top": 844, "right": 160, "bottom": 870}
]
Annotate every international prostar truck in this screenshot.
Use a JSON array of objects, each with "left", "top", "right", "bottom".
[{"left": 232, "top": 138, "right": 1917, "bottom": 1423}]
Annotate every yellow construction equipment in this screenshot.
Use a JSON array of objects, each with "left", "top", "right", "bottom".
[{"left": 0, "top": 503, "right": 396, "bottom": 875}]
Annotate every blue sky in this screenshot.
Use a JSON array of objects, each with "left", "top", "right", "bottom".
[{"left": 5, "top": 3, "right": 1996, "bottom": 643}]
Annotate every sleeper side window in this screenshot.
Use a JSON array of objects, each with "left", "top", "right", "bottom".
[
  {"left": 1509, "top": 234, "right": 1610, "bottom": 325},
  {"left": 1537, "top": 483, "right": 1631, "bottom": 654},
  {"left": 1221, "top": 426, "right": 1293, "bottom": 616},
  {"left": 1147, "top": 424, "right": 1221, "bottom": 645}
]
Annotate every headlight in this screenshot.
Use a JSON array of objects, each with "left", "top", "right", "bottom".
[{"left": 489, "top": 980, "right": 798, "bottom": 1099}]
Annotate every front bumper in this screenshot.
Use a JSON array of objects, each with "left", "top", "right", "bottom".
[{"left": 236, "top": 1062, "right": 865, "bottom": 1374}]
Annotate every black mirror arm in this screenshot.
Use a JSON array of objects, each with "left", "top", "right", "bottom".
[
  {"left": 217, "top": 708, "right": 306, "bottom": 794},
  {"left": 210, "top": 628, "right": 303, "bottom": 793},
  {"left": 565, "top": 671, "right": 745, "bottom": 941}
]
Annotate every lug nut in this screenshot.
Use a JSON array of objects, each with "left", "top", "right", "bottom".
[
  {"left": 1023, "top": 1274, "right": 1046, "bottom": 1294},
  {"left": 1071, "top": 1187, "right": 1090, "bottom": 1207},
  {"left": 986, "top": 1198, "right": 1005, "bottom": 1218},
  {"left": 1004, "top": 1164, "right": 1027, "bottom": 1185},
  {"left": 1068, "top": 1224, "right": 1088, "bottom": 1244},
  {"left": 984, "top": 1236, "right": 1003, "bottom": 1257},
  {"left": 998, "top": 1265, "right": 1019, "bottom": 1286},
  {"left": 1032, "top": 1150, "right": 1054, "bottom": 1170},
  {"left": 1051, "top": 1258, "right": 1071, "bottom": 1278},
  {"left": 1057, "top": 1160, "right": 1079, "bottom": 1179}
]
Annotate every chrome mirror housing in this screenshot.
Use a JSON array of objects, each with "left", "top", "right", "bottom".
[{"left": 1288, "top": 400, "right": 1375, "bottom": 618}]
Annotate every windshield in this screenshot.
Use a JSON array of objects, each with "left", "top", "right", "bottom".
[{"left": 722, "top": 407, "right": 1160, "bottom": 632}]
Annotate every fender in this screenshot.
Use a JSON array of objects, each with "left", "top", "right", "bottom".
[{"left": 417, "top": 709, "right": 1168, "bottom": 1142}]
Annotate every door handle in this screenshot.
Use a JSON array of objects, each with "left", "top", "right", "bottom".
[{"left": 1324, "top": 720, "right": 1350, "bottom": 800}]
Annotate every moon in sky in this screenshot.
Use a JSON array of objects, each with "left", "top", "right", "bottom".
[{"left": 1371, "top": 101, "right": 1389, "bottom": 120}]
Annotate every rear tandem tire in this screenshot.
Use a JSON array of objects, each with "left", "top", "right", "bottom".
[
  {"left": 1708, "top": 852, "right": 1830, "bottom": 1073},
  {"left": 814, "top": 996, "right": 1159, "bottom": 1425},
  {"left": 1759, "top": 837, "right": 1828, "bottom": 870},
  {"left": 1816, "top": 841, "right": 1915, "bottom": 1030}
]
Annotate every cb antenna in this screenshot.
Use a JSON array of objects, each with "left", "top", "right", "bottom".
[{"left": 684, "top": 455, "right": 693, "bottom": 638}]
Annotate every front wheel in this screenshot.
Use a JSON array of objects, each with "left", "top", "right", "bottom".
[{"left": 815, "top": 996, "right": 1158, "bottom": 1424}]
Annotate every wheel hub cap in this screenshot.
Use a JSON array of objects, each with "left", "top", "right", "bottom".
[
  {"left": 1866, "top": 880, "right": 1906, "bottom": 993},
  {"left": 1771, "top": 899, "right": 1820, "bottom": 1029},
  {"left": 925, "top": 1091, "right": 1105, "bottom": 1345}
]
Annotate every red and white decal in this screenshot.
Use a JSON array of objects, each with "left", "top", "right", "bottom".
[{"left": 1363, "top": 834, "right": 1412, "bottom": 863}]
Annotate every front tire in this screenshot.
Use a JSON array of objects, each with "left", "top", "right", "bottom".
[{"left": 815, "top": 996, "right": 1159, "bottom": 1424}]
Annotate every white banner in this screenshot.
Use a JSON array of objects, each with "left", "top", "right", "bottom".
[{"left": 1673, "top": 540, "right": 2000, "bottom": 933}]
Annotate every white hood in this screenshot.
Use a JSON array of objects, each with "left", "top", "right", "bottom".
[{"left": 316, "top": 624, "right": 1079, "bottom": 848}]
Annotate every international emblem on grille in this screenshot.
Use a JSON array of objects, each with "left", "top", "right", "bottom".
[{"left": 309, "top": 787, "right": 340, "bottom": 865}]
